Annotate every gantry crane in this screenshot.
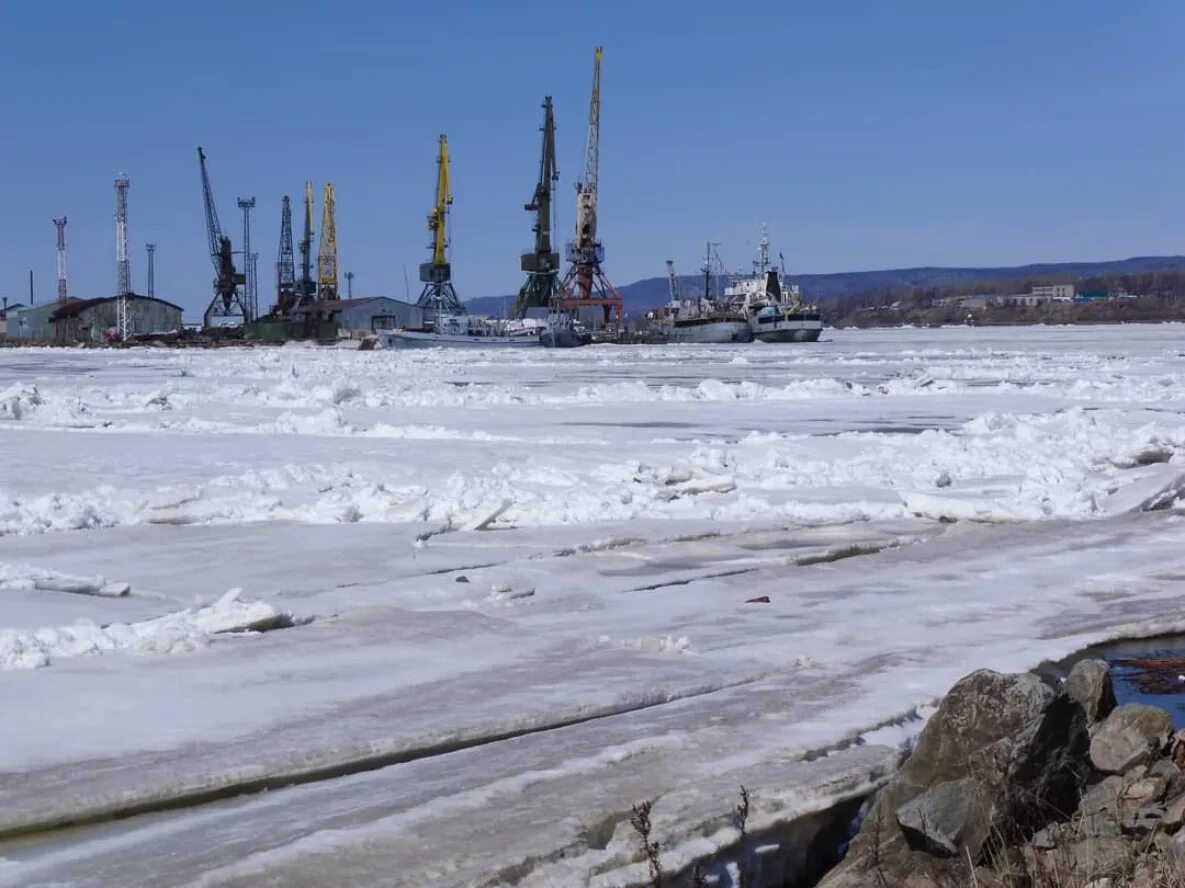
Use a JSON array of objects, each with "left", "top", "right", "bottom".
[
  {"left": 513, "top": 97, "right": 562, "bottom": 319},
  {"left": 274, "top": 196, "right": 297, "bottom": 315},
  {"left": 297, "top": 181, "right": 316, "bottom": 304},
  {"left": 197, "top": 147, "right": 250, "bottom": 328},
  {"left": 417, "top": 134, "right": 462, "bottom": 319},
  {"left": 560, "top": 47, "right": 622, "bottom": 326},
  {"left": 317, "top": 184, "right": 339, "bottom": 301}
]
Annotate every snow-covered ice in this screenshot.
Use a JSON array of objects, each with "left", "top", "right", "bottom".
[{"left": 3, "top": 325, "right": 1185, "bottom": 885}]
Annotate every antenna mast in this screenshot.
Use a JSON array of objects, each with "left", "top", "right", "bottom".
[
  {"left": 146, "top": 243, "right": 156, "bottom": 298},
  {"left": 53, "top": 217, "right": 68, "bottom": 302}
]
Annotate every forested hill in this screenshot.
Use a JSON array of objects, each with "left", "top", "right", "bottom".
[{"left": 465, "top": 255, "right": 1185, "bottom": 316}]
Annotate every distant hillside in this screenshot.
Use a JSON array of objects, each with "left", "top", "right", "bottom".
[{"left": 465, "top": 256, "right": 1185, "bottom": 317}]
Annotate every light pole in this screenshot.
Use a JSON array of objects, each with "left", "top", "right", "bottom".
[{"left": 345, "top": 271, "right": 354, "bottom": 299}]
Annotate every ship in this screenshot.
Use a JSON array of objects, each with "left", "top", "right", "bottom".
[
  {"left": 651, "top": 247, "right": 754, "bottom": 344},
  {"left": 723, "top": 229, "right": 823, "bottom": 343},
  {"left": 379, "top": 301, "right": 542, "bottom": 349}
]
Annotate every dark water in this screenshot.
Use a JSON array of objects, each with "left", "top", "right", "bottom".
[{"left": 1049, "top": 634, "right": 1185, "bottom": 729}]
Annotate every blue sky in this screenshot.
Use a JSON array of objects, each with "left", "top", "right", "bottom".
[{"left": 4, "top": 1, "right": 1184, "bottom": 317}]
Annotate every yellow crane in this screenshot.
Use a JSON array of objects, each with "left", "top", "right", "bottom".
[
  {"left": 417, "top": 134, "right": 462, "bottom": 313},
  {"left": 317, "top": 183, "right": 339, "bottom": 301}
]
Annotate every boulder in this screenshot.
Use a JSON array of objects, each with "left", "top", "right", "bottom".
[
  {"left": 819, "top": 670, "right": 1088, "bottom": 887},
  {"left": 1079, "top": 776, "right": 1124, "bottom": 816},
  {"left": 895, "top": 777, "right": 994, "bottom": 858},
  {"left": 1163, "top": 792, "right": 1185, "bottom": 831},
  {"left": 1167, "top": 827, "right": 1185, "bottom": 876},
  {"left": 1066, "top": 658, "right": 1117, "bottom": 724},
  {"left": 1089, "top": 704, "right": 1174, "bottom": 774}
]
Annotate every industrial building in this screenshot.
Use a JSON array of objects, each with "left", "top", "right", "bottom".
[
  {"left": 7, "top": 296, "right": 182, "bottom": 343},
  {"left": 292, "top": 297, "right": 422, "bottom": 336}
]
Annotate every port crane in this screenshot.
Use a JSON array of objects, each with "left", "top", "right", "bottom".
[
  {"left": 317, "top": 184, "right": 339, "bottom": 301},
  {"left": 513, "top": 97, "right": 562, "bottom": 319},
  {"left": 560, "top": 46, "right": 622, "bottom": 325},
  {"left": 666, "top": 260, "right": 681, "bottom": 304},
  {"left": 274, "top": 196, "right": 297, "bottom": 315},
  {"left": 417, "top": 134, "right": 462, "bottom": 318},
  {"left": 197, "top": 147, "right": 250, "bottom": 328},
  {"left": 298, "top": 181, "right": 316, "bottom": 304}
]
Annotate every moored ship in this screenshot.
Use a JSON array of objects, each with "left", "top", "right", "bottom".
[{"left": 723, "top": 229, "right": 823, "bottom": 343}]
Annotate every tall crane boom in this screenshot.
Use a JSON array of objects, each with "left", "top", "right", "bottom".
[
  {"left": 574, "top": 46, "right": 602, "bottom": 251},
  {"left": 317, "top": 184, "right": 339, "bottom": 300},
  {"left": 275, "top": 196, "right": 296, "bottom": 315},
  {"left": 561, "top": 47, "right": 622, "bottom": 326},
  {"left": 299, "top": 181, "right": 315, "bottom": 302},
  {"left": 197, "top": 146, "right": 249, "bottom": 327},
  {"left": 426, "top": 135, "right": 451, "bottom": 269},
  {"left": 666, "top": 260, "right": 680, "bottom": 303},
  {"left": 513, "top": 96, "right": 562, "bottom": 318},
  {"left": 416, "top": 135, "right": 462, "bottom": 317}
]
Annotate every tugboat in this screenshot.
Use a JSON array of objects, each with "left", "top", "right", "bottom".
[
  {"left": 723, "top": 228, "right": 823, "bottom": 343},
  {"left": 652, "top": 246, "right": 753, "bottom": 344}
]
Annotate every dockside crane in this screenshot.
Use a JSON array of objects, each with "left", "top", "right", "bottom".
[
  {"left": 560, "top": 46, "right": 622, "bottom": 325},
  {"left": 317, "top": 184, "right": 339, "bottom": 301},
  {"left": 298, "top": 181, "right": 316, "bottom": 304},
  {"left": 197, "top": 147, "right": 249, "bottom": 328},
  {"left": 513, "top": 97, "right": 563, "bottom": 319},
  {"left": 274, "top": 196, "right": 297, "bottom": 315},
  {"left": 417, "top": 135, "right": 462, "bottom": 319},
  {"left": 666, "top": 260, "right": 681, "bottom": 304}
]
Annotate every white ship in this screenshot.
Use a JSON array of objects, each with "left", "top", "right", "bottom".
[{"left": 723, "top": 229, "right": 823, "bottom": 343}]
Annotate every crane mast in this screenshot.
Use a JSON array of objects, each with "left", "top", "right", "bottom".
[
  {"left": 513, "top": 96, "right": 562, "bottom": 318},
  {"left": 197, "top": 147, "right": 249, "bottom": 328},
  {"left": 274, "top": 196, "right": 296, "bottom": 315},
  {"left": 417, "top": 134, "right": 462, "bottom": 319},
  {"left": 561, "top": 46, "right": 622, "bottom": 326},
  {"left": 317, "top": 184, "right": 339, "bottom": 301},
  {"left": 298, "top": 181, "right": 316, "bottom": 303},
  {"left": 666, "top": 260, "right": 680, "bottom": 304}
]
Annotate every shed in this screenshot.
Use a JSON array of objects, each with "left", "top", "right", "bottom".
[
  {"left": 5, "top": 302, "right": 64, "bottom": 341},
  {"left": 51, "top": 295, "right": 184, "bottom": 343},
  {"left": 293, "top": 297, "right": 423, "bottom": 335}
]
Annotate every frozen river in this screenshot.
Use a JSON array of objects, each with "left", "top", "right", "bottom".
[{"left": 3, "top": 325, "right": 1185, "bottom": 886}]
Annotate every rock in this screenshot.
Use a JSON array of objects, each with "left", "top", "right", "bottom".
[
  {"left": 1067, "top": 658, "right": 1117, "bottom": 724},
  {"left": 1089, "top": 704, "right": 1174, "bottom": 774},
  {"left": 895, "top": 777, "right": 993, "bottom": 858},
  {"left": 454, "top": 575, "right": 469, "bottom": 583},
  {"left": 1163, "top": 792, "right": 1185, "bottom": 831},
  {"left": 744, "top": 595, "right": 770, "bottom": 604},
  {"left": 1062, "top": 837, "right": 1132, "bottom": 880},
  {"left": 1120, "top": 805, "right": 1164, "bottom": 836},
  {"left": 1030, "top": 823, "right": 1059, "bottom": 849},
  {"left": 1168, "top": 827, "right": 1185, "bottom": 875},
  {"left": 1079, "top": 776, "right": 1124, "bottom": 816},
  {"left": 1119, "top": 775, "right": 1167, "bottom": 811},
  {"left": 818, "top": 670, "right": 1088, "bottom": 887}
]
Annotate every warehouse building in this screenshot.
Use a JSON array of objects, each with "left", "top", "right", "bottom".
[
  {"left": 5, "top": 302, "right": 61, "bottom": 341},
  {"left": 51, "top": 295, "right": 183, "bottom": 343}
]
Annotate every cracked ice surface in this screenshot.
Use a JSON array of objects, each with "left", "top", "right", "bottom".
[{"left": 4, "top": 326, "right": 1185, "bottom": 886}]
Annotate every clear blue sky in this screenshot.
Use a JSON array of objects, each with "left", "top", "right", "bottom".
[{"left": 4, "top": 0, "right": 1184, "bottom": 318}]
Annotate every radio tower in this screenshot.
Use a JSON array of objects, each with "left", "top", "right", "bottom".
[
  {"left": 146, "top": 243, "right": 156, "bottom": 298},
  {"left": 53, "top": 217, "right": 68, "bottom": 302},
  {"left": 114, "top": 177, "right": 132, "bottom": 341},
  {"left": 114, "top": 177, "right": 131, "bottom": 295},
  {"left": 238, "top": 197, "right": 257, "bottom": 321}
]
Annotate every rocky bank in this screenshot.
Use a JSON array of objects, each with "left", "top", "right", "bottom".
[{"left": 818, "top": 660, "right": 1185, "bottom": 887}]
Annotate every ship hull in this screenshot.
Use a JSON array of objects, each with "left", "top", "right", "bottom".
[
  {"left": 749, "top": 312, "right": 824, "bottom": 343},
  {"left": 662, "top": 318, "right": 754, "bottom": 344},
  {"left": 378, "top": 330, "right": 542, "bottom": 349}
]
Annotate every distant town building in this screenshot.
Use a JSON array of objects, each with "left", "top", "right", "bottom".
[{"left": 1030, "top": 284, "right": 1075, "bottom": 302}]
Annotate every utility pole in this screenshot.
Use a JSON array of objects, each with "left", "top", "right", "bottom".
[
  {"left": 146, "top": 243, "right": 156, "bottom": 298},
  {"left": 53, "top": 217, "right": 68, "bottom": 302},
  {"left": 28, "top": 270, "right": 33, "bottom": 306},
  {"left": 345, "top": 271, "right": 354, "bottom": 299},
  {"left": 238, "top": 197, "right": 256, "bottom": 322}
]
